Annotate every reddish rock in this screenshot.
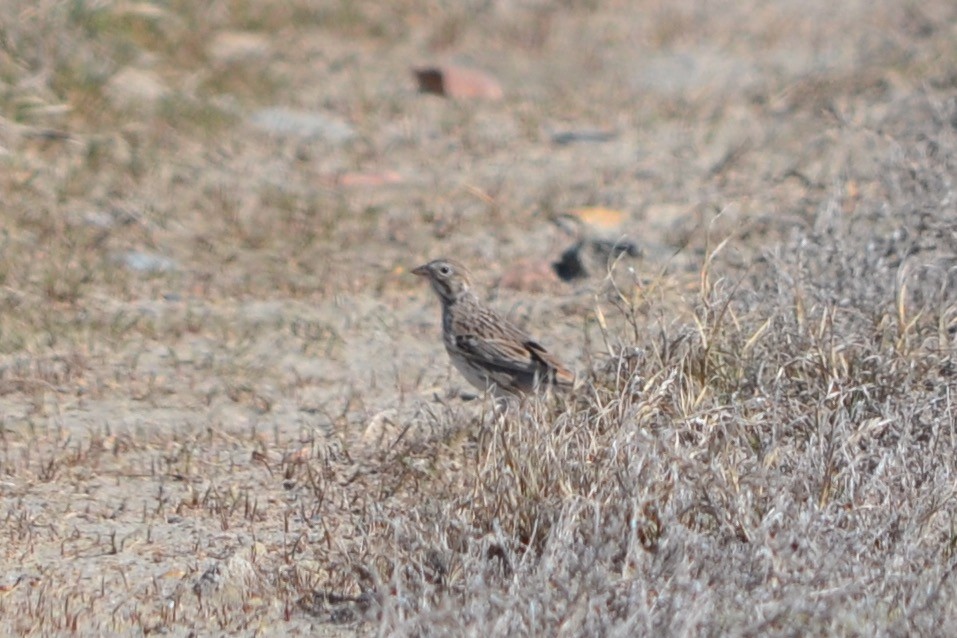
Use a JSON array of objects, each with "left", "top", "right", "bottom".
[
  {"left": 337, "top": 170, "right": 403, "bottom": 187},
  {"left": 207, "top": 31, "right": 271, "bottom": 64},
  {"left": 413, "top": 65, "right": 504, "bottom": 100}
]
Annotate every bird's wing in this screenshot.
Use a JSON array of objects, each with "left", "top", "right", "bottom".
[
  {"left": 448, "top": 302, "right": 574, "bottom": 390},
  {"left": 524, "top": 339, "right": 575, "bottom": 386},
  {"left": 455, "top": 334, "right": 536, "bottom": 373},
  {"left": 455, "top": 334, "right": 573, "bottom": 386}
]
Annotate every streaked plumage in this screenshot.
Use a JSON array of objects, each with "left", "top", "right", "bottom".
[{"left": 413, "top": 258, "right": 574, "bottom": 397}]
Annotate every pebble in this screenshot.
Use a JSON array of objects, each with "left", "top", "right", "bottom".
[
  {"left": 413, "top": 65, "right": 504, "bottom": 100},
  {"left": 105, "top": 67, "right": 169, "bottom": 110},
  {"left": 249, "top": 107, "right": 356, "bottom": 143},
  {"left": 118, "top": 251, "right": 178, "bottom": 273},
  {"left": 206, "top": 31, "right": 271, "bottom": 64}
]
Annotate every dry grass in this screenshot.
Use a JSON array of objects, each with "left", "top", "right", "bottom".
[{"left": 2, "top": 0, "right": 957, "bottom": 635}]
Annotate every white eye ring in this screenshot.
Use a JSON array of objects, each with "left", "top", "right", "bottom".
[{"left": 439, "top": 265, "right": 451, "bottom": 275}]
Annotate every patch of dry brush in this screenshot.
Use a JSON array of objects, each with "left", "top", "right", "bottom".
[{"left": 287, "top": 94, "right": 957, "bottom": 635}]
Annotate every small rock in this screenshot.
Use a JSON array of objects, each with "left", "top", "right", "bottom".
[
  {"left": 207, "top": 31, "right": 271, "bottom": 64},
  {"left": 76, "top": 208, "right": 137, "bottom": 230},
  {"left": 113, "top": 2, "right": 170, "bottom": 20},
  {"left": 118, "top": 251, "right": 178, "bottom": 273},
  {"left": 550, "top": 129, "right": 617, "bottom": 145},
  {"left": 249, "top": 107, "right": 356, "bottom": 143},
  {"left": 413, "top": 65, "right": 503, "bottom": 100},
  {"left": 105, "top": 67, "right": 169, "bottom": 110},
  {"left": 336, "top": 170, "right": 403, "bottom": 188},
  {"left": 79, "top": 210, "right": 117, "bottom": 230},
  {"left": 362, "top": 409, "right": 399, "bottom": 447}
]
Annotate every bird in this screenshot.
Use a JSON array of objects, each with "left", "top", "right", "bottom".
[
  {"left": 551, "top": 212, "right": 640, "bottom": 282},
  {"left": 413, "top": 258, "right": 574, "bottom": 398}
]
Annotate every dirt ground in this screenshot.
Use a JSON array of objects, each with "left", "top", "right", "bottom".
[{"left": 2, "top": 0, "right": 957, "bottom": 635}]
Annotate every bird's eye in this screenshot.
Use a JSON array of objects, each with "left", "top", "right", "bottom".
[{"left": 439, "top": 265, "right": 451, "bottom": 276}]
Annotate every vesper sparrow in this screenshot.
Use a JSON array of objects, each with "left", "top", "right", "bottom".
[{"left": 414, "top": 258, "right": 574, "bottom": 397}]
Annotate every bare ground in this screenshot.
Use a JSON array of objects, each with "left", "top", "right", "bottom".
[{"left": 2, "top": 0, "right": 957, "bottom": 635}]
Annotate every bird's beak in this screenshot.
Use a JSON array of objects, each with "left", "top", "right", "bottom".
[{"left": 412, "top": 264, "right": 429, "bottom": 277}]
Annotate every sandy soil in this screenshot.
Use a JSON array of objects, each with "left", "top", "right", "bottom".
[{"left": 2, "top": 0, "right": 957, "bottom": 634}]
